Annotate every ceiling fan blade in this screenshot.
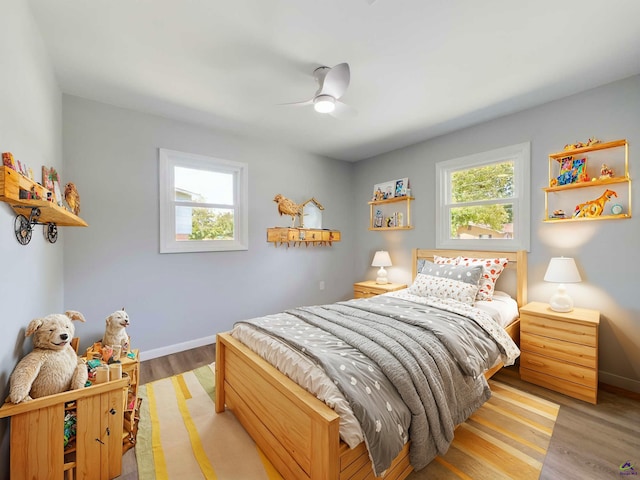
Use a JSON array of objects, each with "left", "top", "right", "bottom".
[
  {"left": 279, "top": 99, "right": 314, "bottom": 107},
  {"left": 329, "top": 100, "right": 357, "bottom": 118},
  {"left": 319, "top": 63, "right": 350, "bottom": 99}
]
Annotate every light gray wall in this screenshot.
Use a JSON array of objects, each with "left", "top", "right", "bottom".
[
  {"left": 0, "top": 0, "right": 63, "bottom": 478},
  {"left": 62, "top": 96, "right": 356, "bottom": 357},
  {"left": 354, "top": 74, "right": 640, "bottom": 393}
]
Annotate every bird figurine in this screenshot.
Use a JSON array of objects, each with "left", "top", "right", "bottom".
[
  {"left": 273, "top": 194, "right": 303, "bottom": 227},
  {"left": 64, "top": 182, "right": 80, "bottom": 215}
]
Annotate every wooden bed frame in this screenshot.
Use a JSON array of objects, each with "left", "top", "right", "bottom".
[{"left": 215, "top": 249, "right": 527, "bottom": 480}]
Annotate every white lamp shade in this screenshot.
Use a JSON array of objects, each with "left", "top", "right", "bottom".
[
  {"left": 544, "top": 257, "right": 581, "bottom": 312},
  {"left": 544, "top": 257, "right": 582, "bottom": 283},
  {"left": 371, "top": 251, "right": 392, "bottom": 267},
  {"left": 372, "top": 251, "right": 392, "bottom": 285}
]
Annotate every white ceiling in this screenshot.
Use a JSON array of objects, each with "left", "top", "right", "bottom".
[{"left": 28, "top": 0, "right": 640, "bottom": 162}]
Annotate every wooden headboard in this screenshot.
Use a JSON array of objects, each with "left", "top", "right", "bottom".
[{"left": 412, "top": 249, "right": 528, "bottom": 308}]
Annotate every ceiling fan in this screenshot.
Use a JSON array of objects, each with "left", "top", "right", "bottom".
[{"left": 282, "top": 62, "right": 356, "bottom": 117}]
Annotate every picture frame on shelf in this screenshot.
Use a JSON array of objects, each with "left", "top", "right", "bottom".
[
  {"left": 42, "top": 166, "right": 54, "bottom": 193},
  {"left": 557, "top": 156, "right": 586, "bottom": 185},
  {"left": 54, "top": 179, "right": 63, "bottom": 207},
  {"left": 49, "top": 167, "right": 63, "bottom": 205},
  {"left": 395, "top": 177, "right": 409, "bottom": 197},
  {"left": 373, "top": 181, "right": 396, "bottom": 200},
  {"left": 42, "top": 166, "right": 64, "bottom": 205}
]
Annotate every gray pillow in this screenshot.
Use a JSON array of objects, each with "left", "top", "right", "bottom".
[{"left": 418, "top": 260, "right": 483, "bottom": 286}]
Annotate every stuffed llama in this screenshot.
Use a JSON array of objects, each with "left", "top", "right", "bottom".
[{"left": 8, "top": 311, "right": 88, "bottom": 403}]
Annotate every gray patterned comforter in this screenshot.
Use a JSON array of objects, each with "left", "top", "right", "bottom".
[{"left": 234, "top": 294, "right": 519, "bottom": 476}]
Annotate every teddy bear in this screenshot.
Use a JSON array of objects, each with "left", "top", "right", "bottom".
[
  {"left": 102, "top": 308, "right": 130, "bottom": 353},
  {"left": 8, "top": 311, "right": 88, "bottom": 403}
]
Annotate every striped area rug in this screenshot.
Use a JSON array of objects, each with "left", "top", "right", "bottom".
[
  {"left": 136, "top": 365, "right": 558, "bottom": 480},
  {"left": 136, "top": 363, "right": 283, "bottom": 479}
]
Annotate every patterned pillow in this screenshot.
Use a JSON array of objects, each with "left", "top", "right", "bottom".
[
  {"left": 416, "top": 255, "right": 461, "bottom": 277},
  {"left": 433, "top": 255, "right": 461, "bottom": 265},
  {"left": 457, "top": 257, "right": 509, "bottom": 301},
  {"left": 407, "top": 273, "right": 480, "bottom": 305},
  {"left": 419, "top": 260, "right": 483, "bottom": 286}
]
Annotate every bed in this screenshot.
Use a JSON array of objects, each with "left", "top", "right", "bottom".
[{"left": 215, "top": 248, "right": 527, "bottom": 480}]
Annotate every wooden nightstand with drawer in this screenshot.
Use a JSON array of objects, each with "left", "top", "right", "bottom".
[
  {"left": 519, "top": 301, "right": 600, "bottom": 404},
  {"left": 353, "top": 281, "right": 406, "bottom": 298}
]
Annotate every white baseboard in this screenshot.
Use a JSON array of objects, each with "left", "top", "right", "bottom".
[
  {"left": 600, "top": 370, "right": 640, "bottom": 394},
  {"left": 140, "top": 334, "right": 217, "bottom": 360}
]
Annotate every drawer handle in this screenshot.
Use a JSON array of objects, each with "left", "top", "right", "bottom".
[{"left": 570, "top": 372, "right": 585, "bottom": 379}]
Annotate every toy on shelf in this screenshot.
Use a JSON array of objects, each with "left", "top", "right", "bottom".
[
  {"left": 574, "top": 189, "right": 617, "bottom": 218},
  {"left": 374, "top": 209, "right": 384, "bottom": 228},
  {"left": 64, "top": 182, "right": 80, "bottom": 215},
  {"left": 8, "top": 311, "right": 88, "bottom": 403},
  {"left": 563, "top": 137, "right": 601, "bottom": 151},
  {"left": 273, "top": 193, "right": 303, "bottom": 227},
  {"left": 102, "top": 308, "right": 130, "bottom": 352},
  {"left": 599, "top": 163, "right": 615, "bottom": 179},
  {"left": 2, "top": 152, "right": 16, "bottom": 170}
]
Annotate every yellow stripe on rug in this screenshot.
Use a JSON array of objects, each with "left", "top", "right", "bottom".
[
  {"left": 145, "top": 382, "right": 168, "bottom": 479},
  {"left": 171, "top": 375, "right": 217, "bottom": 479},
  {"left": 137, "top": 363, "right": 283, "bottom": 480}
]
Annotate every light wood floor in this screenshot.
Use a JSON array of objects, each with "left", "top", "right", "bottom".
[{"left": 118, "top": 344, "right": 640, "bottom": 480}]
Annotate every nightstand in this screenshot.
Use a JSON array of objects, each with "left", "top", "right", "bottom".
[
  {"left": 519, "top": 301, "right": 599, "bottom": 404},
  {"left": 353, "top": 280, "right": 407, "bottom": 298}
]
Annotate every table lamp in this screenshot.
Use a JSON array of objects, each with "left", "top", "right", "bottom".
[
  {"left": 544, "top": 257, "right": 582, "bottom": 312},
  {"left": 372, "top": 250, "right": 392, "bottom": 284}
]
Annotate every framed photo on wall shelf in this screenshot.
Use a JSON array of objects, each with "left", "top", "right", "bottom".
[
  {"left": 372, "top": 177, "right": 410, "bottom": 201},
  {"left": 42, "top": 166, "right": 54, "bottom": 192},
  {"left": 556, "top": 156, "right": 586, "bottom": 185},
  {"left": 395, "top": 177, "right": 408, "bottom": 197},
  {"left": 373, "top": 181, "right": 396, "bottom": 200}
]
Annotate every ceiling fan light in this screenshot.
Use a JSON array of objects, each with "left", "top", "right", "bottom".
[{"left": 314, "top": 95, "right": 336, "bottom": 113}]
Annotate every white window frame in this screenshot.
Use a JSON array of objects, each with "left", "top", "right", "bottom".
[
  {"left": 159, "top": 148, "right": 248, "bottom": 253},
  {"left": 436, "top": 142, "right": 530, "bottom": 252}
]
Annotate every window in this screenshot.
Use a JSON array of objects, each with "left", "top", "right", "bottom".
[
  {"left": 436, "top": 142, "right": 530, "bottom": 251},
  {"left": 159, "top": 148, "right": 248, "bottom": 253}
]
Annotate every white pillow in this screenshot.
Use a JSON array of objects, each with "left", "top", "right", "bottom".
[{"left": 407, "top": 273, "right": 480, "bottom": 305}]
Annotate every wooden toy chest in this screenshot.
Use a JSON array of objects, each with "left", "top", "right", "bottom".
[{"left": 0, "top": 378, "right": 128, "bottom": 480}]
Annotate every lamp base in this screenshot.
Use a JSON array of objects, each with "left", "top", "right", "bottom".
[
  {"left": 375, "top": 266, "right": 389, "bottom": 284},
  {"left": 549, "top": 284, "right": 573, "bottom": 312}
]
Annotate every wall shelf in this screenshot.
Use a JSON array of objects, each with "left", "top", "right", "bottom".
[
  {"left": 544, "top": 139, "right": 631, "bottom": 222},
  {"left": 0, "top": 166, "right": 87, "bottom": 244},
  {"left": 267, "top": 227, "right": 341, "bottom": 247},
  {"left": 543, "top": 175, "right": 628, "bottom": 193},
  {"left": 368, "top": 196, "right": 414, "bottom": 230}
]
